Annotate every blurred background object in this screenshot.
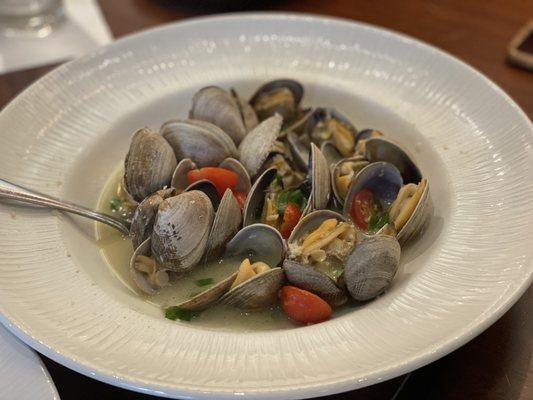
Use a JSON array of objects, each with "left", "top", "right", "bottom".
[
  {"left": 0, "top": 0, "right": 64, "bottom": 37},
  {"left": 0, "top": 0, "right": 112, "bottom": 74}
]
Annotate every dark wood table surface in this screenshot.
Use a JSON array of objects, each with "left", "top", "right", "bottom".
[{"left": 1, "top": 1, "right": 532, "bottom": 399}]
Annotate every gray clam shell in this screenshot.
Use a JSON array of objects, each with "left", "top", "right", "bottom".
[
  {"left": 124, "top": 128, "right": 177, "bottom": 202},
  {"left": 226, "top": 223, "right": 286, "bottom": 267},
  {"left": 219, "top": 267, "right": 284, "bottom": 310},
  {"left": 342, "top": 162, "right": 403, "bottom": 218},
  {"left": 396, "top": 180, "right": 432, "bottom": 245},
  {"left": 189, "top": 86, "right": 246, "bottom": 145},
  {"left": 283, "top": 259, "right": 347, "bottom": 307},
  {"left": 177, "top": 272, "right": 238, "bottom": 311},
  {"left": 242, "top": 167, "right": 278, "bottom": 227},
  {"left": 204, "top": 189, "right": 242, "bottom": 262},
  {"left": 217, "top": 157, "right": 252, "bottom": 193},
  {"left": 130, "top": 188, "right": 176, "bottom": 249},
  {"left": 161, "top": 119, "right": 237, "bottom": 167},
  {"left": 151, "top": 190, "right": 214, "bottom": 272},
  {"left": 238, "top": 114, "right": 282, "bottom": 177},
  {"left": 129, "top": 238, "right": 158, "bottom": 295},
  {"left": 344, "top": 235, "right": 401, "bottom": 301},
  {"left": 309, "top": 143, "right": 331, "bottom": 211},
  {"left": 365, "top": 137, "right": 422, "bottom": 184}
]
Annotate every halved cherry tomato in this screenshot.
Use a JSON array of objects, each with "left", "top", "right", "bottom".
[
  {"left": 351, "top": 188, "right": 374, "bottom": 231},
  {"left": 232, "top": 190, "right": 247, "bottom": 211},
  {"left": 187, "top": 167, "right": 239, "bottom": 197},
  {"left": 279, "top": 286, "right": 332, "bottom": 324},
  {"left": 280, "top": 203, "right": 302, "bottom": 239}
]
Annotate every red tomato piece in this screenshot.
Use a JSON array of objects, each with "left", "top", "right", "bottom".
[
  {"left": 232, "top": 190, "right": 247, "bottom": 211},
  {"left": 351, "top": 188, "right": 374, "bottom": 231},
  {"left": 279, "top": 286, "right": 332, "bottom": 324},
  {"left": 187, "top": 167, "right": 239, "bottom": 197},
  {"left": 280, "top": 203, "right": 302, "bottom": 239}
]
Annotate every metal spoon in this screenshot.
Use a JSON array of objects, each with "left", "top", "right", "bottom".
[{"left": 0, "top": 178, "right": 130, "bottom": 235}]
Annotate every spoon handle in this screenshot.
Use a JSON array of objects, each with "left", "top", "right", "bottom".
[{"left": 0, "top": 178, "right": 130, "bottom": 235}]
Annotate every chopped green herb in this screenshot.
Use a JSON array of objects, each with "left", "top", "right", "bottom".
[
  {"left": 368, "top": 212, "right": 390, "bottom": 232},
  {"left": 195, "top": 278, "right": 214, "bottom": 287},
  {"left": 109, "top": 196, "right": 122, "bottom": 212},
  {"left": 165, "top": 306, "right": 192, "bottom": 321},
  {"left": 277, "top": 189, "right": 306, "bottom": 214},
  {"left": 274, "top": 173, "right": 283, "bottom": 186},
  {"left": 165, "top": 306, "right": 201, "bottom": 321}
]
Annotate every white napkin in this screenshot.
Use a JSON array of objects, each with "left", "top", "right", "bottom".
[{"left": 0, "top": 0, "right": 113, "bottom": 74}]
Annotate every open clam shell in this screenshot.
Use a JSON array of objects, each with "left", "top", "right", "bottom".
[
  {"left": 343, "top": 162, "right": 403, "bottom": 218},
  {"left": 285, "top": 210, "right": 351, "bottom": 306},
  {"left": 354, "top": 128, "right": 383, "bottom": 155},
  {"left": 161, "top": 119, "right": 237, "bottom": 167},
  {"left": 305, "top": 108, "right": 357, "bottom": 158},
  {"left": 286, "top": 130, "right": 310, "bottom": 170},
  {"left": 184, "top": 179, "right": 220, "bottom": 210},
  {"left": 124, "top": 128, "right": 177, "bottom": 202},
  {"left": 130, "top": 238, "right": 169, "bottom": 296},
  {"left": 218, "top": 157, "right": 252, "bottom": 193},
  {"left": 249, "top": 79, "right": 304, "bottom": 121},
  {"left": 219, "top": 267, "right": 284, "bottom": 309},
  {"left": 343, "top": 161, "right": 431, "bottom": 244},
  {"left": 344, "top": 235, "right": 401, "bottom": 301},
  {"left": 151, "top": 190, "right": 214, "bottom": 272},
  {"left": 238, "top": 114, "right": 282, "bottom": 177},
  {"left": 219, "top": 223, "right": 286, "bottom": 309},
  {"left": 231, "top": 88, "right": 259, "bottom": 132},
  {"left": 283, "top": 259, "right": 347, "bottom": 307},
  {"left": 176, "top": 272, "right": 238, "bottom": 311},
  {"left": 189, "top": 86, "right": 247, "bottom": 145},
  {"left": 130, "top": 188, "right": 176, "bottom": 249},
  {"left": 364, "top": 137, "right": 422, "bottom": 184},
  {"left": 331, "top": 157, "right": 370, "bottom": 204},
  {"left": 204, "top": 189, "right": 242, "bottom": 262}
]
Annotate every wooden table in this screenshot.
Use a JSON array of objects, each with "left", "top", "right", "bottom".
[{"left": 1, "top": 1, "right": 532, "bottom": 399}]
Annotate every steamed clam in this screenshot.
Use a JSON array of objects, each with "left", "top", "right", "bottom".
[
  {"left": 124, "top": 128, "right": 177, "bottom": 202},
  {"left": 189, "top": 86, "right": 258, "bottom": 145},
  {"left": 102, "top": 78, "right": 431, "bottom": 327}
]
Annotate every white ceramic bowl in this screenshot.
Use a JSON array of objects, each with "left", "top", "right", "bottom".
[
  {"left": 0, "top": 324, "right": 58, "bottom": 400},
  {"left": 0, "top": 13, "right": 531, "bottom": 400}
]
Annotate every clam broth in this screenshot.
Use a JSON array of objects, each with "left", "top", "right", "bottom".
[{"left": 96, "top": 168, "right": 294, "bottom": 330}]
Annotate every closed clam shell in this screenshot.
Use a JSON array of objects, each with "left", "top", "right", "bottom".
[
  {"left": 124, "top": 128, "right": 177, "bottom": 202},
  {"left": 189, "top": 86, "right": 246, "bottom": 145},
  {"left": 204, "top": 189, "right": 242, "bottom": 262},
  {"left": 161, "top": 119, "right": 237, "bottom": 167},
  {"left": 344, "top": 235, "right": 401, "bottom": 301},
  {"left": 130, "top": 188, "right": 176, "bottom": 249},
  {"left": 177, "top": 272, "right": 238, "bottom": 311},
  {"left": 151, "top": 190, "right": 214, "bottom": 272},
  {"left": 238, "top": 114, "right": 282, "bottom": 177},
  {"left": 365, "top": 137, "right": 422, "bottom": 184},
  {"left": 283, "top": 259, "right": 347, "bottom": 307},
  {"left": 219, "top": 267, "right": 284, "bottom": 310}
]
